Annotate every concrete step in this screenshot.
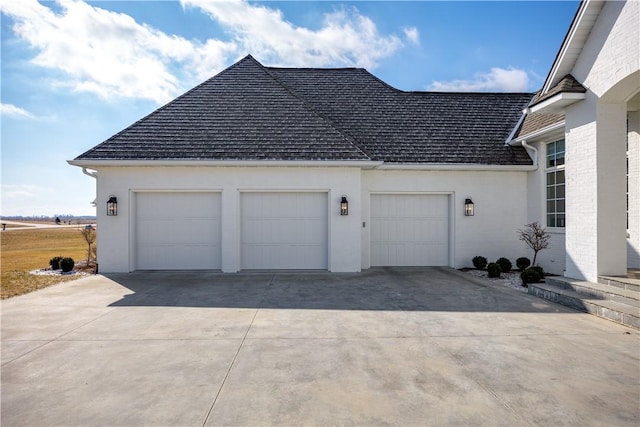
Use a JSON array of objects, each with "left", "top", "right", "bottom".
[
  {"left": 528, "top": 281, "right": 640, "bottom": 330},
  {"left": 598, "top": 275, "right": 640, "bottom": 292},
  {"left": 546, "top": 277, "right": 640, "bottom": 308}
]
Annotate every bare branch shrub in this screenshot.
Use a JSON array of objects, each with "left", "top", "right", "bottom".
[
  {"left": 517, "top": 222, "right": 550, "bottom": 266},
  {"left": 80, "top": 226, "right": 97, "bottom": 264}
]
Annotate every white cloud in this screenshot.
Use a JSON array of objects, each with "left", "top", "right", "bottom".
[
  {"left": 429, "top": 67, "right": 530, "bottom": 92},
  {"left": 1, "top": 0, "right": 409, "bottom": 104},
  {"left": 1, "top": 0, "right": 235, "bottom": 104},
  {"left": 0, "top": 103, "right": 36, "bottom": 119},
  {"left": 403, "top": 27, "right": 420, "bottom": 46},
  {"left": 1, "top": 184, "right": 41, "bottom": 198},
  {"left": 181, "top": 0, "right": 404, "bottom": 69}
]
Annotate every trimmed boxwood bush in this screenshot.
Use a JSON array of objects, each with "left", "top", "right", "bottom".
[
  {"left": 521, "top": 267, "right": 542, "bottom": 286},
  {"left": 530, "top": 265, "right": 544, "bottom": 278},
  {"left": 496, "top": 257, "right": 512, "bottom": 273},
  {"left": 516, "top": 257, "right": 531, "bottom": 272},
  {"left": 472, "top": 256, "right": 488, "bottom": 270},
  {"left": 487, "top": 262, "right": 501, "bottom": 278},
  {"left": 60, "top": 257, "right": 75, "bottom": 273},
  {"left": 49, "top": 256, "right": 63, "bottom": 270}
]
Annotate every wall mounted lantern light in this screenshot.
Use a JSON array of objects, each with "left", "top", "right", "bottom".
[
  {"left": 107, "top": 196, "right": 118, "bottom": 216},
  {"left": 464, "top": 198, "right": 474, "bottom": 216},
  {"left": 340, "top": 196, "right": 349, "bottom": 216}
]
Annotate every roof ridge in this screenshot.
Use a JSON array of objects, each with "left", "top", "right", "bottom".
[
  {"left": 258, "top": 60, "right": 375, "bottom": 161},
  {"left": 266, "top": 66, "right": 361, "bottom": 71},
  {"left": 356, "top": 68, "right": 403, "bottom": 93}
]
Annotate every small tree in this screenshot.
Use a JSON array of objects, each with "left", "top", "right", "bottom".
[
  {"left": 80, "top": 226, "right": 96, "bottom": 263},
  {"left": 517, "top": 222, "right": 550, "bottom": 266}
]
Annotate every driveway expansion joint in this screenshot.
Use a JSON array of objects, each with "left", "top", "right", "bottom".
[{"left": 201, "top": 273, "right": 276, "bottom": 426}]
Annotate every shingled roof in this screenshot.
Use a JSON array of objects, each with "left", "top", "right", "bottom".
[
  {"left": 75, "top": 55, "right": 534, "bottom": 165},
  {"left": 516, "top": 112, "right": 564, "bottom": 139}
]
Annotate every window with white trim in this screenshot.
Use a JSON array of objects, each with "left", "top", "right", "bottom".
[{"left": 546, "top": 139, "right": 565, "bottom": 228}]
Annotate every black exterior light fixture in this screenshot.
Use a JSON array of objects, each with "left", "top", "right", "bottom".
[
  {"left": 340, "top": 196, "right": 349, "bottom": 216},
  {"left": 107, "top": 196, "right": 118, "bottom": 216},
  {"left": 464, "top": 198, "right": 474, "bottom": 216}
]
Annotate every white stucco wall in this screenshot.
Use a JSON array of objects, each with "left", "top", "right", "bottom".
[
  {"left": 95, "top": 166, "right": 363, "bottom": 273},
  {"left": 93, "top": 165, "right": 532, "bottom": 274},
  {"left": 361, "top": 169, "right": 530, "bottom": 270}
]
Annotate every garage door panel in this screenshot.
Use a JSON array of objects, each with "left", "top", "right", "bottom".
[
  {"left": 138, "top": 219, "right": 220, "bottom": 244},
  {"left": 137, "top": 244, "right": 219, "bottom": 270},
  {"left": 372, "top": 242, "right": 448, "bottom": 266},
  {"left": 371, "top": 194, "right": 449, "bottom": 267},
  {"left": 136, "top": 192, "right": 221, "bottom": 270},
  {"left": 241, "top": 193, "right": 327, "bottom": 270}
]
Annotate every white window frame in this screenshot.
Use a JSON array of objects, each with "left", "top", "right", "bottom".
[{"left": 545, "top": 139, "right": 566, "bottom": 229}]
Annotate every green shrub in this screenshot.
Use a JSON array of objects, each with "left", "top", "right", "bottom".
[
  {"left": 49, "top": 256, "right": 63, "bottom": 270},
  {"left": 530, "top": 265, "right": 544, "bottom": 278},
  {"left": 496, "top": 257, "right": 512, "bottom": 273},
  {"left": 60, "top": 257, "right": 75, "bottom": 273},
  {"left": 516, "top": 257, "right": 531, "bottom": 271},
  {"left": 520, "top": 267, "right": 542, "bottom": 286},
  {"left": 472, "top": 256, "right": 488, "bottom": 270},
  {"left": 487, "top": 262, "right": 501, "bottom": 278}
]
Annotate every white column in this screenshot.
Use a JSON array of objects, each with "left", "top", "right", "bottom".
[
  {"left": 628, "top": 110, "right": 640, "bottom": 268},
  {"left": 221, "top": 188, "right": 240, "bottom": 273},
  {"left": 596, "top": 102, "right": 628, "bottom": 276},
  {"left": 565, "top": 100, "right": 627, "bottom": 281}
]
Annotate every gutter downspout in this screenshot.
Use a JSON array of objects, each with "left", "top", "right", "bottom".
[
  {"left": 81, "top": 167, "right": 98, "bottom": 274},
  {"left": 520, "top": 140, "right": 538, "bottom": 170},
  {"left": 81, "top": 167, "right": 98, "bottom": 207},
  {"left": 82, "top": 167, "right": 97, "bottom": 178}
]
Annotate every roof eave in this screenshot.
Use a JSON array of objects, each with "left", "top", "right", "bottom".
[
  {"left": 526, "top": 92, "right": 586, "bottom": 114},
  {"left": 375, "top": 163, "right": 535, "bottom": 172},
  {"left": 68, "top": 159, "right": 383, "bottom": 169},
  {"left": 512, "top": 119, "right": 566, "bottom": 144}
]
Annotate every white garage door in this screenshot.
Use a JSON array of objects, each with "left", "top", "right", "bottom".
[
  {"left": 241, "top": 192, "right": 328, "bottom": 269},
  {"left": 371, "top": 194, "right": 449, "bottom": 266},
  {"left": 136, "top": 192, "right": 221, "bottom": 270}
]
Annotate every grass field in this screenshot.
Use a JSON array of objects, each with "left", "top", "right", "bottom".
[{"left": 1, "top": 228, "right": 91, "bottom": 299}]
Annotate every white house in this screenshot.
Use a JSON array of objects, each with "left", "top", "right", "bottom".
[{"left": 70, "top": 0, "right": 639, "bottom": 283}]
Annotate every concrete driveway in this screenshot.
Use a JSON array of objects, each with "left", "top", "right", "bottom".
[{"left": 2, "top": 267, "right": 639, "bottom": 426}]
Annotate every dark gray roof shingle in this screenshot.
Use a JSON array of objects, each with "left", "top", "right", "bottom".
[{"left": 76, "top": 55, "right": 533, "bottom": 165}]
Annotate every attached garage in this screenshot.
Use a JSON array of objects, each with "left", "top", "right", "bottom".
[
  {"left": 135, "top": 192, "right": 222, "bottom": 270},
  {"left": 70, "top": 56, "right": 535, "bottom": 273},
  {"left": 241, "top": 192, "right": 328, "bottom": 269},
  {"left": 370, "top": 194, "right": 450, "bottom": 266}
]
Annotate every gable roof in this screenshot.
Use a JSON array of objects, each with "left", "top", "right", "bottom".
[{"left": 74, "top": 55, "right": 533, "bottom": 166}]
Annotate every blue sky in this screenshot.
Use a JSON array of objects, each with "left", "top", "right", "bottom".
[{"left": 1, "top": 0, "right": 579, "bottom": 216}]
